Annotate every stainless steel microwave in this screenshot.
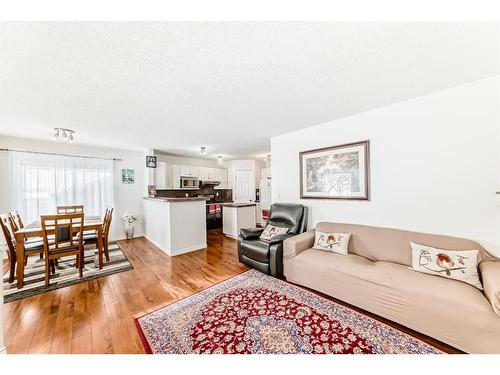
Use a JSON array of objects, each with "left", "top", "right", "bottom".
[{"left": 180, "top": 177, "right": 199, "bottom": 189}]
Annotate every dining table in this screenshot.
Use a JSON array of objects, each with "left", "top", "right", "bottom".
[{"left": 14, "top": 215, "right": 104, "bottom": 289}]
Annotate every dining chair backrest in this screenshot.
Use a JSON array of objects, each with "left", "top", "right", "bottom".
[
  {"left": 0, "top": 214, "right": 16, "bottom": 254},
  {"left": 57, "top": 205, "right": 84, "bottom": 214},
  {"left": 9, "top": 210, "right": 24, "bottom": 232},
  {"left": 40, "top": 213, "right": 84, "bottom": 255},
  {"left": 103, "top": 207, "right": 113, "bottom": 237}
]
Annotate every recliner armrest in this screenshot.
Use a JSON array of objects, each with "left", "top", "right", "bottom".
[
  {"left": 479, "top": 260, "right": 500, "bottom": 317},
  {"left": 269, "top": 233, "right": 294, "bottom": 245},
  {"left": 239, "top": 227, "right": 264, "bottom": 240},
  {"left": 283, "top": 230, "right": 315, "bottom": 259}
]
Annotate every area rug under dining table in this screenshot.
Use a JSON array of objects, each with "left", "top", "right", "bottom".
[
  {"left": 3, "top": 242, "right": 133, "bottom": 303},
  {"left": 135, "top": 269, "right": 442, "bottom": 354}
]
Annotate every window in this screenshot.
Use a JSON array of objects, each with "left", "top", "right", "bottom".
[{"left": 9, "top": 151, "right": 114, "bottom": 222}]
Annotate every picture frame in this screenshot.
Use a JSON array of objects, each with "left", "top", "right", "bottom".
[
  {"left": 146, "top": 155, "right": 157, "bottom": 168},
  {"left": 299, "top": 140, "right": 370, "bottom": 200},
  {"left": 148, "top": 185, "right": 157, "bottom": 197},
  {"left": 122, "top": 168, "right": 135, "bottom": 184}
]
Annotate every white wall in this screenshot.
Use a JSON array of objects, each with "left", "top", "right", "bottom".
[
  {"left": 0, "top": 135, "right": 145, "bottom": 241},
  {"left": 272, "top": 76, "right": 500, "bottom": 256}
]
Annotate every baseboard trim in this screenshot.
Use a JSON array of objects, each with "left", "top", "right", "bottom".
[
  {"left": 143, "top": 235, "right": 206, "bottom": 257},
  {"left": 111, "top": 233, "right": 145, "bottom": 242},
  {"left": 171, "top": 243, "right": 207, "bottom": 256}
]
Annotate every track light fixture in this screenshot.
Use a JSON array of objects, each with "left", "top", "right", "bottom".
[{"left": 53, "top": 128, "right": 75, "bottom": 143}]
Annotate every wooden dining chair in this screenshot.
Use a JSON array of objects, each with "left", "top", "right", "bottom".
[
  {"left": 82, "top": 207, "right": 113, "bottom": 262},
  {"left": 0, "top": 214, "right": 45, "bottom": 283},
  {"left": 9, "top": 210, "right": 45, "bottom": 259},
  {"left": 40, "top": 213, "right": 85, "bottom": 287},
  {"left": 8, "top": 210, "right": 24, "bottom": 231},
  {"left": 56, "top": 205, "right": 84, "bottom": 214}
]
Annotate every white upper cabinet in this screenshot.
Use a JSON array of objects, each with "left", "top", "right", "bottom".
[
  {"left": 172, "top": 164, "right": 180, "bottom": 189},
  {"left": 208, "top": 168, "right": 217, "bottom": 180},
  {"left": 198, "top": 167, "right": 209, "bottom": 181},
  {"left": 155, "top": 162, "right": 175, "bottom": 189},
  {"left": 214, "top": 168, "right": 228, "bottom": 189},
  {"left": 155, "top": 161, "right": 167, "bottom": 189},
  {"left": 155, "top": 161, "right": 228, "bottom": 190},
  {"left": 180, "top": 165, "right": 199, "bottom": 177}
]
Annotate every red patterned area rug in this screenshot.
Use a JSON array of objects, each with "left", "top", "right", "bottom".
[{"left": 135, "top": 270, "right": 442, "bottom": 354}]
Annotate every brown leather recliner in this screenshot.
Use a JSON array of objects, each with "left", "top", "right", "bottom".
[{"left": 237, "top": 203, "right": 307, "bottom": 278}]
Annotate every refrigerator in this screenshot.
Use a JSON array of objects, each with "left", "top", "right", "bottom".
[{"left": 258, "top": 178, "right": 272, "bottom": 226}]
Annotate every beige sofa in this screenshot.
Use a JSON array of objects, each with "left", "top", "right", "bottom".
[{"left": 283, "top": 222, "right": 500, "bottom": 353}]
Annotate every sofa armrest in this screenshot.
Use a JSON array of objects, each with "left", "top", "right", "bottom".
[
  {"left": 479, "top": 260, "right": 500, "bottom": 317},
  {"left": 269, "top": 233, "right": 295, "bottom": 245},
  {"left": 283, "top": 230, "right": 315, "bottom": 259},
  {"left": 239, "top": 227, "right": 264, "bottom": 240}
]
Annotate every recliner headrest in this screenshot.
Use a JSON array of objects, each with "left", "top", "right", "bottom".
[{"left": 268, "top": 203, "right": 305, "bottom": 234}]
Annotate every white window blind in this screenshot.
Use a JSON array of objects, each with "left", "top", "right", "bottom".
[{"left": 9, "top": 151, "right": 114, "bottom": 222}]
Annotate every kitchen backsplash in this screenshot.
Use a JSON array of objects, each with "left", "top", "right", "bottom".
[{"left": 156, "top": 186, "right": 233, "bottom": 202}]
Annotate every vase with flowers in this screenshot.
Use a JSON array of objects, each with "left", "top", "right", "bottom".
[{"left": 121, "top": 212, "right": 138, "bottom": 240}]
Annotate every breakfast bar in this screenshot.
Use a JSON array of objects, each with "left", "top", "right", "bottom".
[{"left": 143, "top": 197, "right": 207, "bottom": 256}]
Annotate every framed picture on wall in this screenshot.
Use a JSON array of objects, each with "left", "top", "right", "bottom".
[
  {"left": 299, "top": 140, "right": 370, "bottom": 200},
  {"left": 122, "top": 169, "right": 135, "bottom": 184},
  {"left": 146, "top": 155, "right": 157, "bottom": 168}
]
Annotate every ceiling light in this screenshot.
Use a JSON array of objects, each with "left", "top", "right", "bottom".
[
  {"left": 200, "top": 146, "right": 207, "bottom": 155},
  {"left": 53, "top": 128, "right": 75, "bottom": 143}
]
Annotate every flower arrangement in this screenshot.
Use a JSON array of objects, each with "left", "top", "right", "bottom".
[
  {"left": 121, "top": 212, "right": 138, "bottom": 224},
  {"left": 121, "top": 212, "right": 138, "bottom": 239}
]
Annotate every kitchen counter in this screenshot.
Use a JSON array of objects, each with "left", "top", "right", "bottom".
[
  {"left": 220, "top": 202, "right": 256, "bottom": 208},
  {"left": 222, "top": 204, "right": 256, "bottom": 239},
  {"left": 143, "top": 197, "right": 206, "bottom": 256},
  {"left": 143, "top": 196, "right": 207, "bottom": 202}
]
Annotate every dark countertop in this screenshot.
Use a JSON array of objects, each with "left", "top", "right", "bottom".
[
  {"left": 143, "top": 197, "right": 207, "bottom": 202},
  {"left": 220, "top": 203, "right": 257, "bottom": 208}
]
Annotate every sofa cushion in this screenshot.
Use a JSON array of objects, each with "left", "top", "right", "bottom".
[
  {"left": 293, "top": 249, "right": 491, "bottom": 313},
  {"left": 285, "top": 249, "right": 500, "bottom": 353},
  {"left": 315, "top": 222, "right": 487, "bottom": 266},
  {"left": 240, "top": 239, "right": 270, "bottom": 263}
]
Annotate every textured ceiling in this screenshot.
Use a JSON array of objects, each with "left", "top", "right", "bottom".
[{"left": 0, "top": 22, "right": 498, "bottom": 159}]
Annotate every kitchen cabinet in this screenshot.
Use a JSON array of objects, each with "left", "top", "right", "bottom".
[
  {"left": 154, "top": 161, "right": 228, "bottom": 190},
  {"left": 172, "top": 164, "right": 180, "bottom": 189},
  {"left": 155, "top": 162, "right": 167, "bottom": 189},
  {"left": 214, "top": 168, "right": 228, "bottom": 189},
  {"left": 198, "top": 167, "right": 209, "bottom": 181},
  {"left": 180, "top": 165, "right": 199, "bottom": 177},
  {"left": 208, "top": 168, "right": 217, "bottom": 180},
  {"left": 155, "top": 162, "right": 174, "bottom": 189}
]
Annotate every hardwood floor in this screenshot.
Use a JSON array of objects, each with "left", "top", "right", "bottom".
[
  {"left": 3, "top": 229, "right": 460, "bottom": 354},
  {"left": 4, "top": 230, "right": 248, "bottom": 354}
]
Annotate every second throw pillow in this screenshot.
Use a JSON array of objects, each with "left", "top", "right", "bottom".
[{"left": 410, "top": 242, "right": 483, "bottom": 290}]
